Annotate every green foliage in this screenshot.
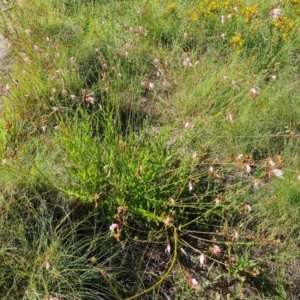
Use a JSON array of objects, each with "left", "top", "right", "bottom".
[{"left": 1, "top": 0, "right": 300, "bottom": 299}]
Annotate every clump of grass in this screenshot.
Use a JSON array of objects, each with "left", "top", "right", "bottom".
[
  {"left": 0, "top": 190, "right": 131, "bottom": 299},
  {"left": 1, "top": 0, "right": 300, "bottom": 299}
]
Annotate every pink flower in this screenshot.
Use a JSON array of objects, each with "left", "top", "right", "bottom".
[
  {"left": 213, "top": 245, "right": 221, "bottom": 256},
  {"left": 192, "top": 153, "right": 199, "bottom": 160},
  {"left": 54, "top": 70, "right": 61, "bottom": 78},
  {"left": 236, "top": 154, "right": 243, "bottom": 162},
  {"left": 188, "top": 180, "right": 193, "bottom": 192},
  {"left": 2, "top": 158, "right": 8, "bottom": 165},
  {"left": 269, "top": 169, "right": 284, "bottom": 179},
  {"left": 24, "top": 57, "right": 31, "bottom": 63},
  {"left": 148, "top": 82, "right": 154, "bottom": 91},
  {"left": 233, "top": 230, "right": 239, "bottom": 240},
  {"left": 249, "top": 87, "right": 260, "bottom": 97},
  {"left": 45, "top": 260, "right": 51, "bottom": 270},
  {"left": 246, "top": 204, "right": 252, "bottom": 213},
  {"left": 117, "top": 206, "right": 127, "bottom": 214},
  {"left": 185, "top": 120, "right": 193, "bottom": 128},
  {"left": 156, "top": 68, "right": 164, "bottom": 77},
  {"left": 2, "top": 84, "right": 10, "bottom": 94},
  {"left": 226, "top": 113, "right": 234, "bottom": 122},
  {"left": 270, "top": 8, "right": 282, "bottom": 20},
  {"left": 183, "top": 57, "right": 192, "bottom": 67},
  {"left": 153, "top": 58, "right": 160, "bottom": 65},
  {"left": 85, "top": 96, "right": 95, "bottom": 104},
  {"left": 109, "top": 223, "right": 119, "bottom": 233},
  {"left": 165, "top": 243, "right": 171, "bottom": 254},
  {"left": 199, "top": 253, "right": 206, "bottom": 267},
  {"left": 141, "top": 81, "right": 154, "bottom": 92},
  {"left": 190, "top": 278, "right": 199, "bottom": 287},
  {"left": 245, "top": 164, "right": 251, "bottom": 174},
  {"left": 268, "top": 159, "right": 276, "bottom": 167},
  {"left": 168, "top": 197, "right": 175, "bottom": 204},
  {"left": 254, "top": 179, "right": 260, "bottom": 189},
  {"left": 165, "top": 216, "right": 173, "bottom": 226},
  {"left": 215, "top": 197, "right": 221, "bottom": 204}
]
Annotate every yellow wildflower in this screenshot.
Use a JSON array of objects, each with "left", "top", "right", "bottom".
[
  {"left": 230, "top": 33, "right": 243, "bottom": 47},
  {"left": 272, "top": 20, "right": 281, "bottom": 29},
  {"left": 188, "top": 9, "right": 198, "bottom": 22},
  {"left": 166, "top": 2, "right": 176, "bottom": 13},
  {"left": 208, "top": 1, "right": 219, "bottom": 12},
  {"left": 242, "top": 5, "right": 258, "bottom": 23},
  {"left": 272, "top": 16, "right": 295, "bottom": 33},
  {"left": 222, "top": 0, "right": 231, "bottom": 11}
]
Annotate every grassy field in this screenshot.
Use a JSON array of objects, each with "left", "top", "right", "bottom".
[{"left": 0, "top": 0, "right": 300, "bottom": 299}]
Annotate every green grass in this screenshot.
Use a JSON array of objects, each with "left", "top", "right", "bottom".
[{"left": 1, "top": 0, "right": 300, "bottom": 299}]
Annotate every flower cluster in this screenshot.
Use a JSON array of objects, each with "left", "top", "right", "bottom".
[
  {"left": 272, "top": 15, "right": 295, "bottom": 39},
  {"left": 163, "top": 0, "right": 299, "bottom": 56},
  {"left": 166, "top": 2, "right": 176, "bottom": 14},
  {"left": 241, "top": 5, "right": 258, "bottom": 23}
]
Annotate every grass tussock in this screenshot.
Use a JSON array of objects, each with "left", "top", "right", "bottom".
[{"left": 1, "top": 0, "right": 300, "bottom": 299}]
